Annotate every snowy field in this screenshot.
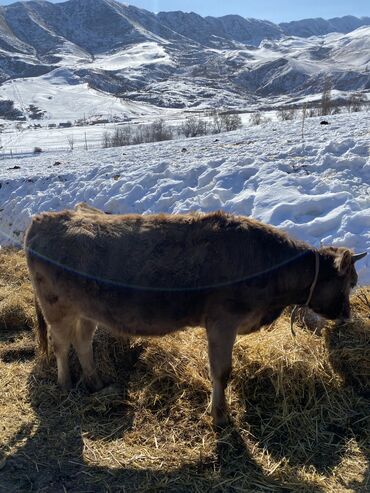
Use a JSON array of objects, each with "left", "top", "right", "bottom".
[
  {"left": 0, "top": 69, "right": 164, "bottom": 123},
  {"left": 0, "top": 111, "right": 255, "bottom": 155},
  {"left": 0, "top": 111, "right": 369, "bottom": 282}
]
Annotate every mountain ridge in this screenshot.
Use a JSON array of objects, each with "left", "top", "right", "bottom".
[
  {"left": 0, "top": 0, "right": 369, "bottom": 56},
  {"left": 0, "top": 0, "right": 368, "bottom": 113}
]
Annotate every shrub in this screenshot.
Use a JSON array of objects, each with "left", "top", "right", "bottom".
[
  {"left": 347, "top": 92, "right": 366, "bottom": 113},
  {"left": 67, "top": 135, "right": 74, "bottom": 151},
  {"left": 101, "top": 111, "right": 244, "bottom": 149},
  {"left": 181, "top": 116, "right": 208, "bottom": 138},
  {"left": 221, "top": 113, "right": 242, "bottom": 131},
  {"left": 0, "top": 99, "right": 24, "bottom": 120},
  {"left": 149, "top": 119, "right": 173, "bottom": 141},
  {"left": 307, "top": 108, "right": 319, "bottom": 118},
  {"left": 278, "top": 108, "right": 297, "bottom": 121},
  {"left": 102, "top": 120, "right": 173, "bottom": 148},
  {"left": 250, "top": 112, "right": 263, "bottom": 125},
  {"left": 211, "top": 111, "right": 223, "bottom": 133},
  {"left": 111, "top": 126, "right": 132, "bottom": 147}
]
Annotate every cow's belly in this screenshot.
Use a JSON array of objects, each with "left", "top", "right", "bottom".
[
  {"left": 93, "top": 304, "right": 200, "bottom": 336},
  {"left": 238, "top": 311, "right": 264, "bottom": 335},
  {"left": 32, "top": 259, "right": 205, "bottom": 336},
  {"left": 238, "top": 306, "right": 283, "bottom": 334},
  {"left": 74, "top": 285, "right": 205, "bottom": 336}
]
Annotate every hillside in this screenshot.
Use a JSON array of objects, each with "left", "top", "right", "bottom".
[{"left": 0, "top": 0, "right": 368, "bottom": 118}]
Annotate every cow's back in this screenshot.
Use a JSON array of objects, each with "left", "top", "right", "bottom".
[{"left": 25, "top": 210, "right": 254, "bottom": 292}]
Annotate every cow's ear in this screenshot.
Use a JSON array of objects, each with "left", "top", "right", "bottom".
[{"left": 334, "top": 249, "right": 352, "bottom": 274}]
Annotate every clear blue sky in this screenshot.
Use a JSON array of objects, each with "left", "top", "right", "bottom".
[{"left": 0, "top": 0, "right": 369, "bottom": 22}]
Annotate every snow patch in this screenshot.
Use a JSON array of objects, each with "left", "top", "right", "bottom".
[{"left": 0, "top": 111, "right": 369, "bottom": 282}]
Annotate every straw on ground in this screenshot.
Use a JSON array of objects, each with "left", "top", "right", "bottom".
[{"left": 0, "top": 248, "right": 369, "bottom": 492}]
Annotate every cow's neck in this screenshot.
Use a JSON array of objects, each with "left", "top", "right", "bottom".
[{"left": 273, "top": 248, "right": 319, "bottom": 307}]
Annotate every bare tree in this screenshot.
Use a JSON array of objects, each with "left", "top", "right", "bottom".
[
  {"left": 109, "top": 126, "right": 132, "bottom": 147},
  {"left": 102, "top": 130, "right": 111, "bottom": 148},
  {"left": 278, "top": 107, "right": 297, "bottom": 121},
  {"left": 321, "top": 77, "right": 332, "bottom": 116},
  {"left": 301, "top": 103, "right": 307, "bottom": 140},
  {"left": 181, "top": 116, "right": 208, "bottom": 137},
  {"left": 348, "top": 92, "right": 366, "bottom": 113},
  {"left": 212, "top": 111, "right": 224, "bottom": 133},
  {"left": 149, "top": 119, "right": 173, "bottom": 141},
  {"left": 221, "top": 113, "right": 242, "bottom": 131},
  {"left": 131, "top": 126, "right": 146, "bottom": 145},
  {"left": 250, "top": 112, "right": 262, "bottom": 125},
  {"left": 67, "top": 135, "right": 74, "bottom": 151},
  {"left": 331, "top": 104, "right": 341, "bottom": 115},
  {"left": 307, "top": 107, "right": 318, "bottom": 118}
]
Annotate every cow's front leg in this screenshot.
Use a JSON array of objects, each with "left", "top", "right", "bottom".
[
  {"left": 206, "top": 317, "right": 239, "bottom": 427},
  {"left": 73, "top": 318, "right": 103, "bottom": 392},
  {"left": 50, "top": 320, "right": 74, "bottom": 390}
]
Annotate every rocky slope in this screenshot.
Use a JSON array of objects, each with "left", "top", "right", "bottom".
[{"left": 0, "top": 0, "right": 368, "bottom": 113}]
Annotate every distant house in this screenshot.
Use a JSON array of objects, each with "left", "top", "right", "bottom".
[
  {"left": 59, "top": 121, "right": 72, "bottom": 128},
  {"left": 48, "top": 123, "right": 57, "bottom": 128},
  {"left": 89, "top": 118, "right": 110, "bottom": 125}
]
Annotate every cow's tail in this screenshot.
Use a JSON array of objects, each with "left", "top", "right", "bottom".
[{"left": 34, "top": 297, "right": 48, "bottom": 354}]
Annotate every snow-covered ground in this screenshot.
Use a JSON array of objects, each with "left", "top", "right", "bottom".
[
  {"left": 245, "top": 26, "right": 370, "bottom": 72},
  {"left": 83, "top": 42, "right": 174, "bottom": 71},
  {"left": 0, "top": 68, "right": 164, "bottom": 123},
  {"left": 0, "top": 111, "right": 257, "bottom": 155},
  {"left": 0, "top": 111, "right": 369, "bottom": 282}
]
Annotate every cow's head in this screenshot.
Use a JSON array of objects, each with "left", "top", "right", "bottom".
[{"left": 308, "top": 248, "right": 367, "bottom": 320}]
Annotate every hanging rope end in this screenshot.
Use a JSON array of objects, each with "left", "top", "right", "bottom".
[{"left": 290, "top": 305, "right": 298, "bottom": 338}]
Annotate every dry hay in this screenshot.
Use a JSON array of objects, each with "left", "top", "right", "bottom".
[
  {"left": 0, "top": 249, "right": 369, "bottom": 492},
  {"left": 0, "top": 248, "right": 35, "bottom": 334}
]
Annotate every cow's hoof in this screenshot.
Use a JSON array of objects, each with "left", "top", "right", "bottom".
[
  {"left": 84, "top": 374, "right": 104, "bottom": 393},
  {"left": 94, "top": 384, "right": 121, "bottom": 396},
  {"left": 58, "top": 378, "right": 73, "bottom": 392}
]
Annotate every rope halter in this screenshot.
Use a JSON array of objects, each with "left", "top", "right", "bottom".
[{"left": 290, "top": 251, "right": 320, "bottom": 337}]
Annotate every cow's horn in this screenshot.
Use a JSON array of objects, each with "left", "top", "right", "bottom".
[{"left": 352, "top": 252, "right": 367, "bottom": 262}]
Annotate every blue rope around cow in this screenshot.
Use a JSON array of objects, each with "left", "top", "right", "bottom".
[{"left": 1, "top": 227, "right": 319, "bottom": 293}]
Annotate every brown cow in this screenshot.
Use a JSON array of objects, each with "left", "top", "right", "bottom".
[{"left": 24, "top": 205, "right": 366, "bottom": 426}]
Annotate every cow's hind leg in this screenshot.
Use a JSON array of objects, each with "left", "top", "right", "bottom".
[
  {"left": 49, "top": 319, "right": 75, "bottom": 390},
  {"left": 73, "top": 318, "right": 103, "bottom": 392},
  {"left": 206, "top": 318, "right": 239, "bottom": 427}
]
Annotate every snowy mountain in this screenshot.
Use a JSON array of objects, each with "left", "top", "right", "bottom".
[
  {"left": 0, "top": 0, "right": 369, "bottom": 116},
  {"left": 280, "top": 15, "right": 370, "bottom": 38},
  {"left": 156, "top": 11, "right": 284, "bottom": 47}
]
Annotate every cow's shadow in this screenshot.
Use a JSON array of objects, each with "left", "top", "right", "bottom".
[
  {"left": 234, "top": 324, "right": 369, "bottom": 490},
  {"left": 1, "top": 342, "right": 284, "bottom": 493},
  {"left": 1, "top": 326, "right": 368, "bottom": 492}
]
